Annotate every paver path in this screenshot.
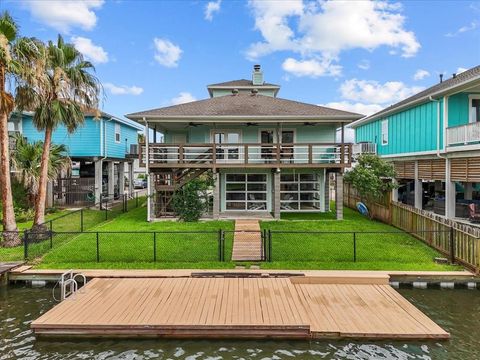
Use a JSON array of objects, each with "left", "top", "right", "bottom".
[{"left": 232, "top": 219, "right": 263, "bottom": 261}]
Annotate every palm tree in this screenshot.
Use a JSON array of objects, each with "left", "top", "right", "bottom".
[
  {"left": 0, "top": 11, "right": 39, "bottom": 246},
  {"left": 16, "top": 35, "right": 100, "bottom": 229},
  {"left": 11, "top": 133, "right": 71, "bottom": 206}
]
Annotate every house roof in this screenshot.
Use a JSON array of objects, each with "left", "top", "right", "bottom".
[
  {"left": 207, "top": 79, "right": 280, "bottom": 88},
  {"left": 83, "top": 109, "right": 144, "bottom": 130},
  {"left": 126, "top": 93, "right": 363, "bottom": 122},
  {"left": 351, "top": 65, "right": 480, "bottom": 128}
]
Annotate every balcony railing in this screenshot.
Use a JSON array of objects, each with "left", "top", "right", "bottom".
[
  {"left": 447, "top": 122, "right": 480, "bottom": 146},
  {"left": 140, "top": 143, "right": 351, "bottom": 168},
  {"left": 352, "top": 142, "right": 377, "bottom": 155}
]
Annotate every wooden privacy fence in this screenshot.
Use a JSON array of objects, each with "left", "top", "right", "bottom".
[
  {"left": 343, "top": 183, "right": 391, "bottom": 223},
  {"left": 391, "top": 202, "right": 480, "bottom": 272},
  {"left": 343, "top": 183, "right": 480, "bottom": 272}
]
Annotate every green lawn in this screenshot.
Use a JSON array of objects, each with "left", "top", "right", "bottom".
[
  {"left": 261, "top": 207, "right": 459, "bottom": 271},
  {"left": 2, "top": 202, "right": 460, "bottom": 271}
]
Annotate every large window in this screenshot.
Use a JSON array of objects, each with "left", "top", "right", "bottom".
[
  {"left": 115, "top": 123, "right": 121, "bottom": 143},
  {"left": 280, "top": 173, "right": 321, "bottom": 211},
  {"left": 470, "top": 96, "right": 480, "bottom": 123},
  {"left": 381, "top": 119, "right": 388, "bottom": 145},
  {"left": 225, "top": 173, "right": 267, "bottom": 211}
]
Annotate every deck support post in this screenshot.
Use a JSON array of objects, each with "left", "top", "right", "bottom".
[
  {"left": 414, "top": 161, "right": 422, "bottom": 210},
  {"left": 324, "top": 170, "right": 330, "bottom": 211},
  {"left": 445, "top": 158, "right": 456, "bottom": 219},
  {"left": 118, "top": 162, "right": 126, "bottom": 195},
  {"left": 464, "top": 182, "right": 473, "bottom": 200},
  {"left": 107, "top": 161, "right": 115, "bottom": 196},
  {"left": 335, "top": 172, "right": 343, "bottom": 220},
  {"left": 213, "top": 171, "right": 220, "bottom": 219},
  {"left": 273, "top": 170, "right": 281, "bottom": 220},
  {"left": 128, "top": 161, "right": 134, "bottom": 197},
  {"left": 392, "top": 178, "right": 399, "bottom": 202},
  {"left": 94, "top": 159, "right": 102, "bottom": 206},
  {"left": 46, "top": 181, "right": 53, "bottom": 208}
]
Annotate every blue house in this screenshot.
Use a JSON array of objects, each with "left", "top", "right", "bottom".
[
  {"left": 8, "top": 110, "right": 143, "bottom": 206},
  {"left": 126, "top": 65, "right": 363, "bottom": 220},
  {"left": 351, "top": 65, "right": 480, "bottom": 219}
]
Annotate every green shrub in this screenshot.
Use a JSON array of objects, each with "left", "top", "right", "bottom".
[{"left": 172, "top": 174, "right": 213, "bottom": 222}]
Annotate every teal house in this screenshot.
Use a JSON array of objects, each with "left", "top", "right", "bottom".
[
  {"left": 8, "top": 111, "right": 143, "bottom": 206},
  {"left": 126, "top": 65, "right": 363, "bottom": 220},
  {"left": 351, "top": 65, "right": 480, "bottom": 219}
]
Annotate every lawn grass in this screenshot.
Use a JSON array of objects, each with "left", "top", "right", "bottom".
[
  {"left": 261, "top": 206, "right": 460, "bottom": 271},
  {"left": 40, "top": 207, "right": 235, "bottom": 267}
]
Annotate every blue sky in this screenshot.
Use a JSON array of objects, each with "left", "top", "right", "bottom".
[{"left": 3, "top": 0, "right": 480, "bottom": 120}]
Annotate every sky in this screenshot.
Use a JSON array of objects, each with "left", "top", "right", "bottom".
[{"left": 2, "top": 0, "right": 480, "bottom": 124}]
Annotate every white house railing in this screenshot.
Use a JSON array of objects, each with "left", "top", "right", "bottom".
[
  {"left": 447, "top": 122, "right": 480, "bottom": 146},
  {"left": 352, "top": 142, "right": 377, "bottom": 155}
]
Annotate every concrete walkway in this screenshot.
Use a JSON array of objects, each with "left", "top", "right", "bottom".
[{"left": 231, "top": 219, "right": 263, "bottom": 261}]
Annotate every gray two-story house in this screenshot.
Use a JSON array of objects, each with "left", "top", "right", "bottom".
[{"left": 127, "top": 66, "right": 363, "bottom": 220}]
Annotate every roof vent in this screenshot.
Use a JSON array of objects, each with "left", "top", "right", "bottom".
[
  {"left": 251, "top": 88, "right": 258, "bottom": 96},
  {"left": 254, "top": 64, "right": 261, "bottom": 72},
  {"left": 439, "top": 74, "right": 443, "bottom": 83},
  {"left": 231, "top": 88, "right": 239, "bottom": 95},
  {"left": 452, "top": 73, "right": 457, "bottom": 78}
]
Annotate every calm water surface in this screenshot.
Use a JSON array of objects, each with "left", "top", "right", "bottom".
[{"left": 1, "top": 284, "right": 479, "bottom": 360}]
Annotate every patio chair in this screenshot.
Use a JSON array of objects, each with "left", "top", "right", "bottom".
[
  {"left": 468, "top": 203, "right": 480, "bottom": 223},
  {"left": 248, "top": 194, "right": 266, "bottom": 210},
  {"left": 281, "top": 194, "right": 295, "bottom": 210}
]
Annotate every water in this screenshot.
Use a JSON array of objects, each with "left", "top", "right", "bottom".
[{"left": 1, "top": 284, "right": 479, "bottom": 359}]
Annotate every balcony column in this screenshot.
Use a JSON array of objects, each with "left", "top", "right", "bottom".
[
  {"left": 212, "top": 171, "right": 220, "bottom": 219},
  {"left": 273, "top": 170, "right": 281, "bottom": 220},
  {"left": 414, "top": 161, "right": 423, "bottom": 210},
  {"left": 335, "top": 172, "right": 343, "bottom": 220},
  {"left": 445, "top": 158, "right": 456, "bottom": 219},
  {"left": 94, "top": 159, "right": 102, "bottom": 205},
  {"left": 118, "top": 162, "right": 126, "bottom": 195}
]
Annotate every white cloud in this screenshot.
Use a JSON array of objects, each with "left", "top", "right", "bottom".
[
  {"left": 22, "top": 0, "right": 104, "bottom": 33},
  {"left": 322, "top": 101, "right": 383, "bottom": 116},
  {"left": 282, "top": 57, "right": 342, "bottom": 78},
  {"left": 358, "top": 60, "right": 370, "bottom": 70},
  {"left": 340, "top": 78, "right": 424, "bottom": 104},
  {"left": 413, "top": 69, "right": 430, "bottom": 81},
  {"left": 153, "top": 38, "right": 182, "bottom": 67},
  {"left": 445, "top": 21, "right": 478, "bottom": 37},
  {"left": 456, "top": 67, "right": 468, "bottom": 74},
  {"left": 170, "top": 92, "right": 197, "bottom": 105},
  {"left": 104, "top": 83, "right": 143, "bottom": 96},
  {"left": 247, "top": 0, "right": 420, "bottom": 77},
  {"left": 71, "top": 36, "right": 108, "bottom": 64},
  {"left": 205, "top": 0, "right": 221, "bottom": 21}
]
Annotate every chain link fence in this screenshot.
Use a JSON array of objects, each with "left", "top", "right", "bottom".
[{"left": 264, "top": 230, "right": 455, "bottom": 264}]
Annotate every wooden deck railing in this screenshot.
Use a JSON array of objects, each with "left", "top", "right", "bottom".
[
  {"left": 447, "top": 122, "right": 480, "bottom": 146},
  {"left": 140, "top": 143, "right": 351, "bottom": 168}
]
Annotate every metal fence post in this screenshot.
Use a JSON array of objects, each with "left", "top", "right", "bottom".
[
  {"left": 96, "top": 232, "right": 100, "bottom": 262},
  {"left": 218, "top": 229, "right": 222, "bottom": 261},
  {"left": 136, "top": 192, "right": 139, "bottom": 208},
  {"left": 105, "top": 198, "right": 108, "bottom": 220},
  {"left": 353, "top": 232, "right": 356, "bottom": 262},
  {"left": 153, "top": 232, "right": 157, "bottom": 262},
  {"left": 268, "top": 230, "right": 272, "bottom": 262},
  {"left": 80, "top": 209, "right": 84, "bottom": 232},
  {"left": 49, "top": 221, "right": 53, "bottom": 249},
  {"left": 449, "top": 227, "right": 455, "bottom": 264},
  {"left": 24, "top": 231, "right": 28, "bottom": 259}
]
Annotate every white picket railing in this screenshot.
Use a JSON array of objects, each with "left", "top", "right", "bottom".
[{"left": 447, "top": 122, "right": 480, "bottom": 146}]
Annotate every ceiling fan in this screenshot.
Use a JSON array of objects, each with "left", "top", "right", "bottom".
[
  {"left": 303, "top": 122, "right": 317, "bottom": 126},
  {"left": 245, "top": 122, "right": 259, "bottom": 127},
  {"left": 185, "top": 122, "right": 204, "bottom": 128}
]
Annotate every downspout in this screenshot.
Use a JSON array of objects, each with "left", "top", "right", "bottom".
[{"left": 429, "top": 96, "right": 445, "bottom": 159}]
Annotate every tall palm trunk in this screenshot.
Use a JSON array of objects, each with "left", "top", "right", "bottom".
[
  {"left": 33, "top": 125, "right": 52, "bottom": 228},
  {"left": 0, "top": 65, "right": 20, "bottom": 246}
]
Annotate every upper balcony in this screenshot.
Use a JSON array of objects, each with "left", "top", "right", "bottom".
[
  {"left": 140, "top": 143, "right": 351, "bottom": 169},
  {"left": 446, "top": 122, "right": 480, "bottom": 147}
]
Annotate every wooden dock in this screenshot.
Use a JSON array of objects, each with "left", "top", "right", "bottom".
[{"left": 31, "top": 273, "right": 449, "bottom": 339}]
